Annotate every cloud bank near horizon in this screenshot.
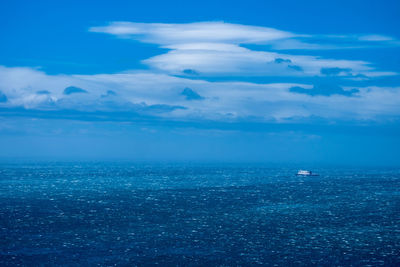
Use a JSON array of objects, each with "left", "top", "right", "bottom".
[{"left": 1, "top": 66, "right": 399, "bottom": 123}]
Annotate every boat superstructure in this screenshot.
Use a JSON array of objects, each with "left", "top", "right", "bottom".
[{"left": 296, "top": 170, "right": 318, "bottom": 176}]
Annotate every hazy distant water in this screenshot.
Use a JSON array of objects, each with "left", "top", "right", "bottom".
[{"left": 1, "top": 162, "right": 399, "bottom": 266}]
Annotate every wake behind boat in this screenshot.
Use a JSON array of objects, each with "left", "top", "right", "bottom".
[{"left": 296, "top": 170, "right": 319, "bottom": 176}]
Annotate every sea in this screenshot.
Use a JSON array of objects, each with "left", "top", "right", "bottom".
[{"left": 0, "top": 162, "right": 399, "bottom": 266}]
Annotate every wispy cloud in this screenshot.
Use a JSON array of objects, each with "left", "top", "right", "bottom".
[
  {"left": 142, "top": 45, "right": 387, "bottom": 77},
  {"left": 358, "top": 35, "right": 394, "bottom": 42},
  {"left": 90, "top": 21, "right": 398, "bottom": 78},
  {"left": 89, "top": 21, "right": 399, "bottom": 48},
  {"left": 90, "top": 21, "right": 298, "bottom": 45}
]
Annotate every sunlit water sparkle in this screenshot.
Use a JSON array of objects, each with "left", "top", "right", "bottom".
[{"left": 1, "top": 163, "right": 399, "bottom": 266}]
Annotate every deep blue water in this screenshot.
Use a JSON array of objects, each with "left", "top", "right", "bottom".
[{"left": 0, "top": 162, "right": 399, "bottom": 266}]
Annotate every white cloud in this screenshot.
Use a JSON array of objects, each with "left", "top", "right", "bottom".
[
  {"left": 90, "top": 21, "right": 397, "bottom": 78},
  {"left": 358, "top": 35, "right": 394, "bottom": 42},
  {"left": 143, "top": 45, "right": 380, "bottom": 77},
  {"left": 1, "top": 66, "right": 400, "bottom": 122},
  {"left": 90, "top": 21, "right": 297, "bottom": 45}
]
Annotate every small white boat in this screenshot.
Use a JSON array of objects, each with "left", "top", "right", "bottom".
[{"left": 296, "top": 170, "right": 318, "bottom": 176}]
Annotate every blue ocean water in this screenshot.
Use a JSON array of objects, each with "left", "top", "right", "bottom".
[{"left": 0, "top": 162, "right": 399, "bottom": 266}]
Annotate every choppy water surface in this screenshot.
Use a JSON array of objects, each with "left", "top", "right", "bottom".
[{"left": 0, "top": 162, "right": 399, "bottom": 266}]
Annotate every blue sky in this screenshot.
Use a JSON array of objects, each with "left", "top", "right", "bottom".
[{"left": 0, "top": 0, "right": 399, "bottom": 164}]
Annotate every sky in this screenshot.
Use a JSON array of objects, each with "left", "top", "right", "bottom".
[{"left": 0, "top": 0, "right": 399, "bottom": 165}]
